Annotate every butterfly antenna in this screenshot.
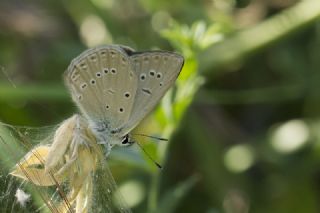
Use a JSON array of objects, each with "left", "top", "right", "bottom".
[
  {"left": 133, "top": 133, "right": 169, "bottom": 142},
  {"left": 135, "top": 140, "right": 162, "bottom": 169}
]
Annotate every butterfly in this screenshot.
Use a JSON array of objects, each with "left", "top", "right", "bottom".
[
  {"left": 8, "top": 44, "right": 184, "bottom": 213},
  {"left": 64, "top": 44, "right": 184, "bottom": 155}
]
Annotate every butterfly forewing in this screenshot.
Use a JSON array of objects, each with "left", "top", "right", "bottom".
[
  {"left": 122, "top": 51, "right": 184, "bottom": 133},
  {"left": 64, "top": 45, "right": 138, "bottom": 129}
]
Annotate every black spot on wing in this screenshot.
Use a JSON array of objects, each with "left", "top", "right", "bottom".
[{"left": 142, "top": 88, "right": 152, "bottom": 95}]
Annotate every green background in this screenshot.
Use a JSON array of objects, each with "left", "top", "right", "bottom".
[{"left": 1, "top": 0, "right": 320, "bottom": 212}]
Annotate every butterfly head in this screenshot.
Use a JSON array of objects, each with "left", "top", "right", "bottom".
[
  {"left": 120, "top": 134, "right": 134, "bottom": 146},
  {"left": 89, "top": 120, "right": 134, "bottom": 147}
]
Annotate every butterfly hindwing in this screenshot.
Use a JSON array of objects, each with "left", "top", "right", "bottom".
[{"left": 64, "top": 45, "right": 138, "bottom": 129}]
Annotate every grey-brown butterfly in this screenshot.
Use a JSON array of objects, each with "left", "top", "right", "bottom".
[{"left": 64, "top": 44, "right": 184, "bottom": 155}]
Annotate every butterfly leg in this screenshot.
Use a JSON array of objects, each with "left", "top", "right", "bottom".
[{"left": 96, "top": 142, "right": 114, "bottom": 157}]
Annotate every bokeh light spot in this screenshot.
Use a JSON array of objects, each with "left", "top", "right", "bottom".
[
  {"left": 151, "top": 11, "right": 172, "bottom": 32},
  {"left": 80, "top": 15, "right": 112, "bottom": 47},
  {"left": 271, "top": 119, "right": 309, "bottom": 154},
  {"left": 114, "top": 180, "right": 145, "bottom": 208},
  {"left": 224, "top": 144, "right": 254, "bottom": 173}
]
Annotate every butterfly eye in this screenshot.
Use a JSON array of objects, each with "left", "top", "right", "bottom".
[
  {"left": 121, "top": 135, "right": 133, "bottom": 146},
  {"left": 121, "top": 135, "right": 129, "bottom": 144}
]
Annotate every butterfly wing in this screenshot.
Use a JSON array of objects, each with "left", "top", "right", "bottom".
[
  {"left": 121, "top": 51, "right": 184, "bottom": 133},
  {"left": 64, "top": 45, "right": 138, "bottom": 130}
]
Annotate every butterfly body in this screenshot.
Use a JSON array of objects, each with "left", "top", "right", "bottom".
[
  {"left": 64, "top": 45, "right": 184, "bottom": 155},
  {"left": 88, "top": 119, "right": 133, "bottom": 154}
]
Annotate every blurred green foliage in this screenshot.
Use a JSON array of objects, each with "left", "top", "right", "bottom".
[{"left": 1, "top": 0, "right": 320, "bottom": 212}]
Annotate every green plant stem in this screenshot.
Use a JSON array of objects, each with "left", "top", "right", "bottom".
[
  {"left": 199, "top": 0, "right": 320, "bottom": 77},
  {"left": 197, "top": 83, "right": 307, "bottom": 105},
  {"left": 0, "top": 83, "right": 67, "bottom": 101},
  {"left": 148, "top": 172, "right": 160, "bottom": 213}
]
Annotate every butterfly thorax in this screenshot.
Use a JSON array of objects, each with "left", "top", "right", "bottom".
[{"left": 88, "top": 120, "right": 130, "bottom": 156}]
